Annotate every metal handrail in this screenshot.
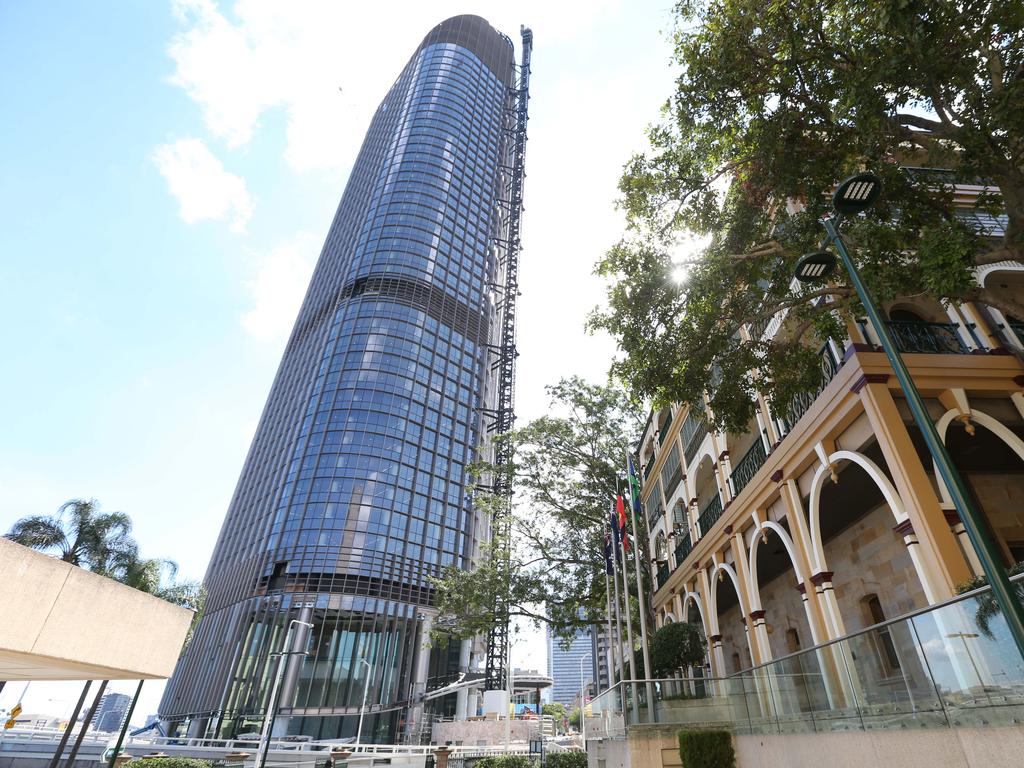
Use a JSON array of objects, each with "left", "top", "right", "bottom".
[
  {"left": 696, "top": 495, "right": 723, "bottom": 536},
  {"left": 731, "top": 568, "right": 1024, "bottom": 680},
  {"left": 729, "top": 439, "right": 767, "bottom": 497}
]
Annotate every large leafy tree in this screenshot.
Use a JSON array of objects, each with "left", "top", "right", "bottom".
[
  {"left": 5, "top": 498, "right": 203, "bottom": 615},
  {"left": 431, "top": 377, "right": 650, "bottom": 644},
  {"left": 590, "top": 0, "right": 1024, "bottom": 432}
]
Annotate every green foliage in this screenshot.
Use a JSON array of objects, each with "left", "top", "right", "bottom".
[
  {"left": 544, "top": 752, "right": 587, "bottom": 768},
  {"left": 431, "top": 377, "right": 651, "bottom": 644},
  {"left": 131, "top": 759, "right": 212, "bottom": 768},
  {"left": 956, "top": 561, "right": 1024, "bottom": 638},
  {"left": 5, "top": 498, "right": 203, "bottom": 619},
  {"left": 663, "top": 689, "right": 707, "bottom": 701},
  {"left": 649, "top": 622, "right": 707, "bottom": 677},
  {"left": 568, "top": 707, "right": 581, "bottom": 730},
  {"left": 591, "top": 0, "right": 1024, "bottom": 431},
  {"left": 471, "top": 756, "right": 536, "bottom": 768},
  {"left": 677, "top": 729, "right": 735, "bottom": 768},
  {"left": 542, "top": 702, "right": 567, "bottom": 720}
]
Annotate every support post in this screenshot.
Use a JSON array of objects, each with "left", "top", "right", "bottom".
[
  {"left": 48, "top": 681, "right": 91, "bottom": 768},
  {"left": 106, "top": 681, "right": 144, "bottom": 768},
  {"left": 66, "top": 680, "right": 107, "bottom": 768}
]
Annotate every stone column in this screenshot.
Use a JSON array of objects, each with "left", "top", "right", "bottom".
[{"left": 855, "top": 376, "right": 972, "bottom": 600}]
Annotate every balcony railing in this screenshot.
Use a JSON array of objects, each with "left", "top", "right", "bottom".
[
  {"left": 696, "top": 495, "right": 723, "bottom": 537},
  {"left": 1008, "top": 320, "right": 1024, "bottom": 347},
  {"left": 681, "top": 414, "right": 710, "bottom": 466},
  {"left": 782, "top": 342, "right": 842, "bottom": 432},
  {"left": 656, "top": 563, "right": 670, "bottom": 590},
  {"left": 885, "top": 320, "right": 969, "bottom": 354},
  {"left": 658, "top": 410, "right": 674, "bottom": 445},
  {"left": 588, "top": 571, "right": 1024, "bottom": 739},
  {"left": 643, "top": 453, "right": 656, "bottom": 480},
  {"left": 729, "top": 439, "right": 768, "bottom": 498},
  {"left": 673, "top": 532, "right": 692, "bottom": 565}
]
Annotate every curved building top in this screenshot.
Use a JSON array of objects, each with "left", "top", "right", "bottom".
[{"left": 417, "top": 14, "right": 515, "bottom": 86}]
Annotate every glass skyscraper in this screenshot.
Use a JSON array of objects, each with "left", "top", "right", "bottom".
[{"left": 159, "top": 15, "right": 530, "bottom": 743}]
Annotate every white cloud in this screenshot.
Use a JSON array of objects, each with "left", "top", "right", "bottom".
[
  {"left": 165, "top": 0, "right": 620, "bottom": 175},
  {"left": 153, "top": 138, "right": 254, "bottom": 232},
  {"left": 240, "top": 234, "right": 318, "bottom": 342}
]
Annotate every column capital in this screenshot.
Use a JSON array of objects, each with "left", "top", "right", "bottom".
[
  {"left": 893, "top": 519, "right": 915, "bottom": 537},
  {"left": 749, "top": 609, "right": 767, "bottom": 621},
  {"left": 709, "top": 634, "right": 723, "bottom": 643},
  {"left": 850, "top": 372, "right": 890, "bottom": 394},
  {"left": 809, "top": 571, "right": 834, "bottom": 586}
]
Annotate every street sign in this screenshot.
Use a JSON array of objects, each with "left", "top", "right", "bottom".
[{"left": 529, "top": 739, "right": 543, "bottom": 755}]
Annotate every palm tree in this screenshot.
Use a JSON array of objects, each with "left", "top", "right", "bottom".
[
  {"left": 6, "top": 498, "right": 204, "bottom": 632},
  {"left": 5, "top": 498, "right": 136, "bottom": 570}
]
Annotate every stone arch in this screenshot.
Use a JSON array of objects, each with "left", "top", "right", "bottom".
[
  {"left": 977, "top": 260, "right": 1024, "bottom": 287},
  {"left": 709, "top": 562, "right": 748, "bottom": 631},
  {"left": 747, "top": 521, "right": 806, "bottom": 611},
  {"left": 709, "top": 562, "right": 756, "bottom": 668},
  {"left": 808, "top": 449, "right": 907, "bottom": 572},
  {"left": 934, "top": 407, "right": 1024, "bottom": 506},
  {"left": 681, "top": 591, "right": 708, "bottom": 637}
]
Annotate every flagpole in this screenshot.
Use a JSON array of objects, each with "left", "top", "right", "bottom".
[
  {"left": 626, "top": 455, "right": 657, "bottom": 724},
  {"left": 605, "top": 508, "right": 627, "bottom": 715},
  {"left": 615, "top": 493, "right": 640, "bottom": 724},
  {"left": 603, "top": 559, "right": 615, "bottom": 692}
]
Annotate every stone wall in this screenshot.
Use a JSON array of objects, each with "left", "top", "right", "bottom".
[{"left": 716, "top": 502, "right": 927, "bottom": 671}]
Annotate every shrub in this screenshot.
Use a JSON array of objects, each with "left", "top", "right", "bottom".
[
  {"left": 678, "top": 730, "right": 735, "bottom": 768},
  {"left": 545, "top": 752, "right": 587, "bottom": 768},
  {"left": 471, "top": 757, "right": 537, "bottom": 768},
  {"left": 131, "top": 760, "right": 213, "bottom": 768}
]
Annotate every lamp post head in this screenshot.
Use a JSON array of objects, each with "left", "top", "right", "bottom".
[
  {"left": 794, "top": 250, "right": 837, "bottom": 283},
  {"left": 832, "top": 171, "right": 882, "bottom": 215}
]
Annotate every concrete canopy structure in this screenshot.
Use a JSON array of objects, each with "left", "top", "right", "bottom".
[{"left": 0, "top": 538, "right": 193, "bottom": 680}]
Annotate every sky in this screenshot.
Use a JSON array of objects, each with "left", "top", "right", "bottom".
[{"left": 0, "top": 0, "right": 680, "bottom": 724}]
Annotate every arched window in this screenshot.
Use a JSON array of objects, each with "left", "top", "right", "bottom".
[
  {"left": 785, "top": 628, "right": 800, "bottom": 653},
  {"left": 864, "top": 594, "right": 901, "bottom": 675},
  {"left": 655, "top": 531, "right": 669, "bottom": 562}
]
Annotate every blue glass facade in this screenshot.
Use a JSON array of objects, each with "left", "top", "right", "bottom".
[{"left": 159, "top": 16, "right": 522, "bottom": 743}]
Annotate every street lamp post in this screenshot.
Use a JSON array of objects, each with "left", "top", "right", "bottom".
[
  {"left": 579, "top": 651, "right": 592, "bottom": 752},
  {"left": 355, "top": 656, "right": 372, "bottom": 749},
  {"left": 796, "top": 172, "right": 1024, "bottom": 660},
  {"left": 256, "top": 620, "right": 313, "bottom": 768}
]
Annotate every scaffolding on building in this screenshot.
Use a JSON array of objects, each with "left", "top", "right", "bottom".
[{"left": 483, "top": 25, "right": 533, "bottom": 693}]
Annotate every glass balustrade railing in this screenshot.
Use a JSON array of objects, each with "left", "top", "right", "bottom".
[{"left": 589, "top": 572, "right": 1024, "bottom": 739}]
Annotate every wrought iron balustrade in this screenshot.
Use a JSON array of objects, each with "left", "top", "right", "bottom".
[
  {"left": 681, "top": 414, "right": 709, "bottom": 466},
  {"left": 673, "top": 532, "right": 692, "bottom": 565},
  {"left": 658, "top": 410, "right": 674, "bottom": 445},
  {"left": 729, "top": 439, "right": 768, "bottom": 497},
  {"left": 656, "top": 563, "right": 670, "bottom": 590},
  {"left": 884, "top": 320, "right": 969, "bottom": 354},
  {"left": 696, "top": 494, "right": 723, "bottom": 538},
  {"left": 1008, "top": 320, "right": 1024, "bottom": 348},
  {"left": 782, "top": 342, "right": 843, "bottom": 432},
  {"left": 644, "top": 453, "right": 656, "bottom": 480}
]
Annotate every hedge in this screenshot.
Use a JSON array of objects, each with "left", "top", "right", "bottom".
[
  {"left": 678, "top": 729, "right": 735, "bottom": 768},
  {"left": 131, "top": 760, "right": 213, "bottom": 768},
  {"left": 544, "top": 752, "right": 587, "bottom": 768},
  {"left": 471, "top": 756, "right": 537, "bottom": 768}
]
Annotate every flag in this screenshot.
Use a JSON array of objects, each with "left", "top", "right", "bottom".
[
  {"left": 616, "top": 495, "right": 630, "bottom": 553},
  {"left": 603, "top": 531, "right": 614, "bottom": 574},
  {"left": 609, "top": 510, "right": 623, "bottom": 562},
  {"left": 626, "top": 455, "right": 643, "bottom": 518}
]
